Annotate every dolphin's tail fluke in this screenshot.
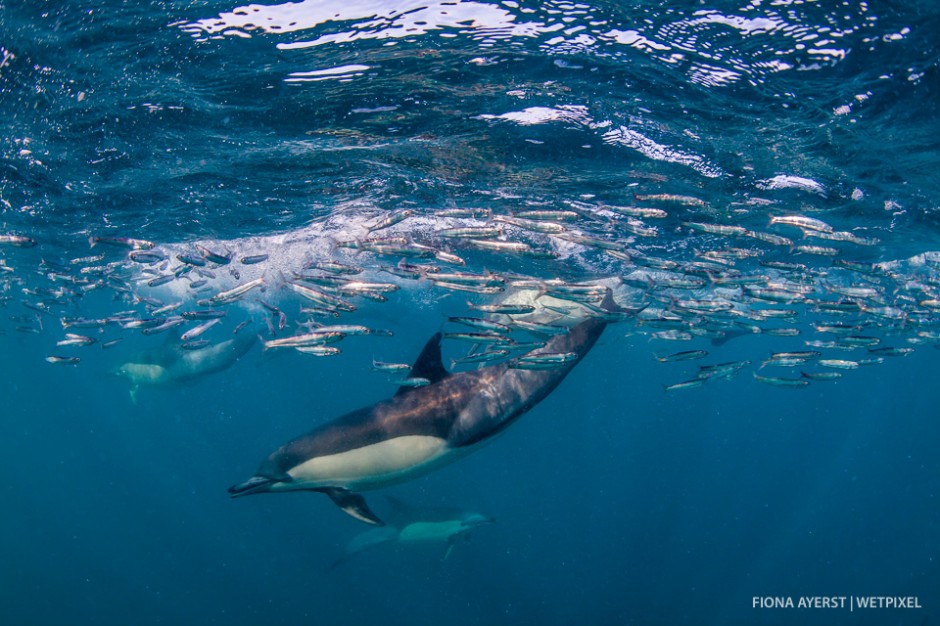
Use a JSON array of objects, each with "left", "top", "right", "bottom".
[{"left": 329, "top": 526, "right": 399, "bottom": 571}]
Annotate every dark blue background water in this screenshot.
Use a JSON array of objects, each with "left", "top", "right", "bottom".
[{"left": 2, "top": 0, "right": 939, "bottom": 624}]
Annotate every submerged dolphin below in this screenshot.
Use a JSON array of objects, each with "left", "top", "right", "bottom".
[
  {"left": 115, "top": 333, "right": 257, "bottom": 402},
  {"left": 229, "top": 314, "right": 611, "bottom": 525},
  {"left": 331, "top": 496, "right": 493, "bottom": 569}
]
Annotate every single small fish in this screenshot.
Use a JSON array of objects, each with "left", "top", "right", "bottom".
[
  {"left": 70, "top": 254, "right": 106, "bottom": 265},
  {"left": 801, "top": 371, "right": 842, "bottom": 381},
  {"left": 151, "top": 301, "right": 183, "bottom": 316},
  {"left": 286, "top": 282, "right": 356, "bottom": 312},
  {"left": 181, "top": 340, "right": 211, "bottom": 350},
  {"left": 181, "top": 309, "right": 227, "bottom": 320},
  {"left": 371, "top": 360, "right": 411, "bottom": 374},
  {"left": 514, "top": 210, "right": 580, "bottom": 221},
  {"left": 665, "top": 379, "right": 707, "bottom": 392},
  {"left": 308, "top": 261, "right": 363, "bottom": 275},
  {"left": 433, "top": 249, "right": 467, "bottom": 266},
  {"left": 634, "top": 193, "right": 704, "bottom": 207},
  {"left": 431, "top": 271, "right": 504, "bottom": 287},
  {"left": 299, "top": 306, "right": 341, "bottom": 318},
  {"left": 762, "top": 357, "right": 814, "bottom": 368},
  {"left": 140, "top": 317, "right": 187, "bottom": 335},
  {"left": 177, "top": 253, "right": 207, "bottom": 267},
  {"left": 202, "top": 277, "right": 265, "bottom": 305},
  {"left": 451, "top": 349, "right": 510, "bottom": 365},
  {"left": 771, "top": 351, "right": 821, "bottom": 360},
  {"left": 295, "top": 345, "right": 342, "bottom": 357},
  {"left": 491, "top": 216, "right": 566, "bottom": 234},
  {"left": 763, "top": 328, "right": 801, "bottom": 337},
  {"left": 431, "top": 281, "right": 504, "bottom": 294},
  {"left": 339, "top": 281, "right": 401, "bottom": 295},
  {"left": 814, "top": 323, "right": 863, "bottom": 335},
  {"left": 368, "top": 209, "right": 415, "bottom": 232},
  {"left": 89, "top": 235, "right": 155, "bottom": 250},
  {"left": 434, "top": 208, "right": 491, "bottom": 219},
  {"left": 650, "top": 330, "right": 692, "bottom": 341},
  {"left": 46, "top": 355, "right": 80, "bottom": 365},
  {"left": 263, "top": 331, "right": 346, "bottom": 350},
  {"left": 793, "top": 245, "right": 838, "bottom": 256},
  {"left": 443, "top": 332, "right": 514, "bottom": 345},
  {"left": 683, "top": 222, "right": 747, "bottom": 237},
  {"left": 448, "top": 316, "right": 512, "bottom": 334},
  {"left": 819, "top": 359, "right": 859, "bottom": 370},
  {"left": 753, "top": 373, "right": 809, "bottom": 387},
  {"left": 655, "top": 349, "right": 708, "bottom": 363},
  {"left": 0, "top": 234, "right": 37, "bottom": 247},
  {"left": 122, "top": 317, "right": 169, "bottom": 330},
  {"left": 466, "top": 302, "right": 536, "bottom": 315},
  {"left": 313, "top": 324, "right": 379, "bottom": 336},
  {"left": 147, "top": 275, "right": 175, "bottom": 288},
  {"left": 61, "top": 317, "right": 110, "bottom": 329},
  {"left": 357, "top": 243, "right": 436, "bottom": 259},
  {"left": 839, "top": 335, "right": 881, "bottom": 347},
  {"left": 769, "top": 215, "right": 833, "bottom": 233},
  {"left": 390, "top": 377, "right": 431, "bottom": 388},
  {"left": 194, "top": 244, "right": 232, "bottom": 265},
  {"left": 867, "top": 347, "right": 913, "bottom": 357},
  {"left": 630, "top": 253, "right": 679, "bottom": 270},
  {"left": 743, "top": 230, "right": 793, "bottom": 247},
  {"left": 511, "top": 351, "right": 579, "bottom": 369},
  {"left": 240, "top": 254, "right": 269, "bottom": 265},
  {"left": 466, "top": 239, "right": 534, "bottom": 254},
  {"left": 181, "top": 318, "right": 221, "bottom": 342},
  {"left": 56, "top": 333, "right": 97, "bottom": 347},
  {"left": 553, "top": 233, "right": 626, "bottom": 251},
  {"left": 436, "top": 227, "right": 502, "bottom": 239},
  {"left": 128, "top": 250, "right": 166, "bottom": 264},
  {"left": 697, "top": 360, "right": 751, "bottom": 380}
]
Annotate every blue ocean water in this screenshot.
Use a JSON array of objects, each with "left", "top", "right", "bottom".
[{"left": 1, "top": 1, "right": 939, "bottom": 624}]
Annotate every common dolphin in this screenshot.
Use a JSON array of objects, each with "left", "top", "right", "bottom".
[
  {"left": 115, "top": 332, "right": 257, "bottom": 402},
  {"left": 331, "top": 496, "right": 493, "bottom": 569},
  {"left": 229, "top": 311, "right": 614, "bottom": 525}
]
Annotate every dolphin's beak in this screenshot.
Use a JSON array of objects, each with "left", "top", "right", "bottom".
[
  {"left": 228, "top": 476, "right": 279, "bottom": 498},
  {"left": 464, "top": 515, "right": 496, "bottom": 528}
]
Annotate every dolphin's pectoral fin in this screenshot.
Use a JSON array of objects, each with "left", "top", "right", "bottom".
[
  {"left": 321, "top": 487, "right": 385, "bottom": 526},
  {"left": 396, "top": 332, "right": 448, "bottom": 397},
  {"left": 443, "top": 539, "right": 456, "bottom": 561},
  {"left": 129, "top": 385, "right": 138, "bottom": 405}
]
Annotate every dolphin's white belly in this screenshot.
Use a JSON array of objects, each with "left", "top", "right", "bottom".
[{"left": 284, "top": 435, "right": 459, "bottom": 491}]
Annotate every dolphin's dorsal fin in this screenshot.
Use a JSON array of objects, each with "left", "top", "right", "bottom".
[
  {"left": 321, "top": 487, "right": 385, "bottom": 526},
  {"left": 383, "top": 494, "right": 418, "bottom": 524},
  {"left": 395, "top": 332, "right": 448, "bottom": 397}
]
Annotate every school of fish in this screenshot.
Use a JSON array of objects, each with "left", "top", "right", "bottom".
[{"left": 2, "top": 193, "right": 939, "bottom": 391}]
